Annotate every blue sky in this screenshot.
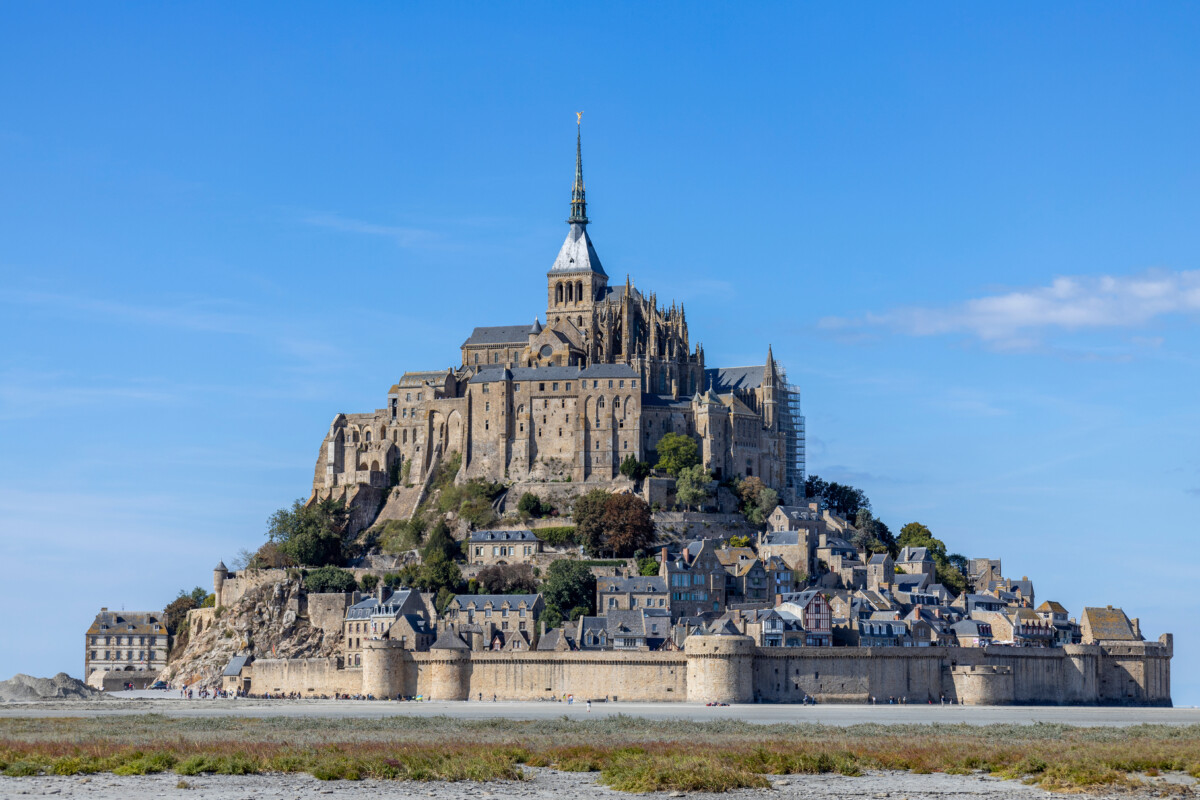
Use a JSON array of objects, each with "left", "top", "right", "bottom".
[{"left": 2, "top": 4, "right": 1198, "bottom": 703}]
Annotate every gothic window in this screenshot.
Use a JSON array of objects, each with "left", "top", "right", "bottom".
[
  {"left": 517, "top": 405, "right": 524, "bottom": 413},
  {"left": 566, "top": 282, "right": 574, "bottom": 302},
  {"left": 365, "top": 431, "right": 371, "bottom": 442},
  {"left": 402, "top": 430, "right": 407, "bottom": 444},
  {"left": 556, "top": 283, "right": 563, "bottom": 304},
  {"left": 613, "top": 397, "right": 620, "bottom": 408}
]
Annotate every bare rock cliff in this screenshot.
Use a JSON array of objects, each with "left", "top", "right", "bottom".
[{"left": 161, "top": 580, "right": 341, "bottom": 689}]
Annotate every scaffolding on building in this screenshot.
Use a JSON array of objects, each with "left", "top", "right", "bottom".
[{"left": 777, "top": 368, "right": 806, "bottom": 504}]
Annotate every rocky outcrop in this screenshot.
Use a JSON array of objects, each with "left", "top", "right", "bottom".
[
  {"left": 0, "top": 673, "right": 106, "bottom": 702},
  {"left": 161, "top": 579, "right": 342, "bottom": 690}
]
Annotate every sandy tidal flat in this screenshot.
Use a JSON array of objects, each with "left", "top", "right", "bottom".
[{"left": 0, "top": 768, "right": 1192, "bottom": 800}]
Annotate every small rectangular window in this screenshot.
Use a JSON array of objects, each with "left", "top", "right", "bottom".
[
  {"left": 565, "top": 382, "right": 571, "bottom": 390},
  {"left": 608, "top": 380, "right": 613, "bottom": 388},
  {"left": 514, "top": 383, "right": 520, "bottom": 391},
  {"left": 552, "top": 382, "right": 558, "bottom": 391},
  {"left": 539, "top": 383, "right": 545, "bottom": 391},
  {"left": 619, "top": 380, "right": 624, "bottom": 388}
]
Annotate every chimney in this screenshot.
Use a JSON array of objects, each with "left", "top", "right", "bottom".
[
  {"left": 1131, "top": 617, "right": 1142, "bottom": 639},
  {"left": 376, "top": 582, "right": 387, "bottom": 603},
  {"left": 539, "top": 619, "right": 546, "bottom": 636}
]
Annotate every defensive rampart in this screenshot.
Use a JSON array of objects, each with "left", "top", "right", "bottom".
[{"left": 254, "top": 633, "right": 1172, "bottom": 705}]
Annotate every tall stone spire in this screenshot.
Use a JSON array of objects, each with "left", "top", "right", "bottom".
[{"left": 569, "top": 112, "right": 588, "bottom": 226}]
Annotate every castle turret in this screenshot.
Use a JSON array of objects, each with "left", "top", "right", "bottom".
[
  {"left": 213, "top": 561, "right": 228, "bottom": 608},
  {"left": 428, "top": 628, "right": 471, "bottom": 701},
  {"left": 684, "top": 625, "right": 755, "bottom": 704}
]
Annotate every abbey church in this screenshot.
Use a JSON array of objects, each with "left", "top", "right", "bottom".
[{"left": 312, "top": 125, "right": 804, "bottom": 500}]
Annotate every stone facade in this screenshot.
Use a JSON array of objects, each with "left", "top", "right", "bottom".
[
  {"left": 84, "top": 609, "right": 168, "bottom": 681},
  {"left": 310, "top": 127, "right": 799, "bottom": 514}
]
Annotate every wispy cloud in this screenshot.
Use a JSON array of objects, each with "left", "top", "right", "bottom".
[
  {"left": 820, "top": 269, "right": 1200, "bottom": 349},
  {"left": 303, "top": 212, "right": 442, "bottom": 247}
]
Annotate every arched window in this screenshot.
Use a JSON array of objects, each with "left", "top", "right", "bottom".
[
  {"left": 576, "top": 280, "right": 584, "bottom": 302},
  {"left": 613, "top": 397, "right": 620, "bottom": 408},
  {"left": 365, "top": 431, "right": 371, "bottom": 442},
  {"left": 566, "top": 282, "right": 574, "bottom": 302},
  {"left": 402, "top": 430, "right": 408, "bottom": 444},
  {"left": 556, "top": 283, "right": 564, "bottom": 304},
  {"left": 598, "top": 397, "right": 605, "bottom": 408},
  {"left": 352, "top": 431, "right": 359, "bottom": 443}
]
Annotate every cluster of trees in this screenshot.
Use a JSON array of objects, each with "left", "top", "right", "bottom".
[
  {"left": 654, "top": 432, "right": 699, "bottom": 476},
  {"left": 538, "top": 559, "right": 596, "bottom": 629},
  {"left": 896, "top": 522, "right": 969, "bottom": 595},
  {"left": 804, "top": 475, "right": 870, "bottom": 521},
  {"left": 733, "top": 476, "right": 779, "bottom": 524},
  {"left": 517, "top": 492, "right": 554, "bottom": 518},
  {"left": 852, "top": 508, "right": 897, "bottom": 555},
  {"left": 572, "top": 490, "right": 656, "bottom": 558},
  {"left": 618, "top": 455, "right": 652, "bottom": 482},
  {"left": 473, "top": 563, "right": 539, "bottom": 595},
  {"left": 263, "top": 497, "right": 350, "bottom": 568}
]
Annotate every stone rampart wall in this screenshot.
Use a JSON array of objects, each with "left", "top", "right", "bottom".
[
  {"left": 254, "top": 641, "right": 1171, "bottom": 706},
  {"left": 253, "top": 657, "right": 360, "bottom": 696}
]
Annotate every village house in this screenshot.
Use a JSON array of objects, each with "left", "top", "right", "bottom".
[
  {"left": 950, "top": 618, "right": 993, "bottom": 647},
  {"left": 84, "top": 609, "right": 169, "bottom": 682},
  {"left": 1036, "top": 600, "right": 1081, "bottom": 645},
  {"left": 468, "top": 530, "right": 543, "bottom": 566},
  {"left": 776, "top": 589, "right": 833, "bottom": 646},
  {"left": 596, "top": 575, "right": 670, "bottom": 613},
  {"left": 342, "top": 587, "right": 431, "bottom": 666},
  {"left": 661, "top": 539, "right": 728, "bottom": 618}
]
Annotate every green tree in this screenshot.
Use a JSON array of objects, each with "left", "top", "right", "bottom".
[
  {"left": 600, "top": 493, "right": 657, "bottom": 557},
  {"left": 572, "top": 489, "right": 611, "bottom": 556},
  {"left": 897, "top": 522, "right": 949, "bottom": 563},
  {"left": 805, "top": 474, "right": 870, "bottom": 520},
  {"left": 675, "top": 464, "right": 712, "bottom": 510},
  {"left": 475, "top": 563, "right": 538, "bottom": 594},
  {"left": 359, "top": 574, "right": 379, "bottom": 592},
  {"left": 727, "top": 535, "right": 752, "bottom": 548},
  {"left": 422, "top": 518, "right": 461, "bottom": 563},
  {"left": 304, "top": 566, "right": 358, "bottom": 593},
  {"left": 163, "top": 591, "right": 200, "bottom": 635},
  {"left": 541, "top": 560, "right": 596, "bottom": 625},
  {"left": 619, "top": 455, "right": 652, "bottom": 482},
  {"left": 266, "top": 497, "right": 348, "bottom": 567},
  {"left": 416, "top": 550, "right": 464, "bottom": 595},
  {"left": 654, "top": 432, "right": 699, "bottom": 477},
  {"left": 637, "top": 555, "right": 660, "bottom": 576},
  {"left": 517, "top": 492, "right": 546, "bottom": 517}
]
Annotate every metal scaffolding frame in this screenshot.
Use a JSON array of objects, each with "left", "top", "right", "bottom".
[{"left": 777, "top": 368, "right": 806, "bottom": 503}]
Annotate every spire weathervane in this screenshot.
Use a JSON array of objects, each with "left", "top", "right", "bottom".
[{"left": 569, "top": 112, "right": 589, "bottom": 226}]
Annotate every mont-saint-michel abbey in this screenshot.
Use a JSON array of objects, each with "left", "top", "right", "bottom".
[
  {"left": 80, "top": 124, "right": 1172, "bottom": 711},
  {"left": 313, "top": 124, "right": 803, "bottom": 505}
]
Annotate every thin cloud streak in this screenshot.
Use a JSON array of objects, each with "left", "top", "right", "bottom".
[
  {"left": 820, "top": 269, "right": 1200, "bottom": 348},
  {"left": 303, "top": 212, "right": 442, "bottom": 247}
]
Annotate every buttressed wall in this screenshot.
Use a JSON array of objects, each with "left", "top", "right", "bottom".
[{"left": 256, "top": 634, "right": 1171, "bottom": 706}]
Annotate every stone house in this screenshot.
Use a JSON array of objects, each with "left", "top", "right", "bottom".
[
  {"left": 896, "top": 547, "right": 935, "bottom": 577},
  {"left": 971, "top": 608, "right": 1054, "bottom": 647},
  {"left": 85, "top": 609, "right": 169, "bottom": 681},
  {"left": 596, "top": 575, "right": 670, "bottom": 614},
  {"left": 468, "top": 530, "right": 543, "bottom": 566},
  {"left": 661, "top": 539, "right": 728, "bottom": 618},
  {"left": 756, "top": 529, "right": 814, "bottom": 575},
  {"left": 858, "top": 618, "right": 911, "bottom": 647},
  {"left": 950, "top": 619, "right": 993, "bottom": 647},
  {"left": 1080, "top": 605, "right": 1141, "bottom": 644},
  {"left": 1036, "top": 600, "right": 1080, "bottom": 646},
  {"left": 444, "top": 594, "right": 544, "bottom": 641},
  {"left": 762, "top": 555, "right": 800, "bottom": 600},
  {"left": 343, "top": 588, "right": 431, "bottom": 667},
  {"left": 866, "top": 553, "right": 895, "bottom": 593}
]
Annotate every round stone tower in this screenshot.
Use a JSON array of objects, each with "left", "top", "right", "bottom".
[
  {"left": 429, "top": 629, "right": 471, "bottom": 701},
  {"left": 684, "top": 631, "right": 756, "bottom": 704},
  {"left": 362, "top": 639, "right": 399, "bottom": 699},
  {"left": 213, "top": 561, "right": 228, "bottom": 607}
]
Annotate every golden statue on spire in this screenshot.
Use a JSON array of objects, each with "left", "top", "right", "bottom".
[{"left": 576, "top": 111, "right": 583, "bottom": 125}]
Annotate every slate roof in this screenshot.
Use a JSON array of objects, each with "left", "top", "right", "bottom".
[
  {"left": 469, "top": 530, "right": 541, "bottom": 543},
  {"left": 598, "top": 576, "right": 666, "bottom": 593},
  {"left": 431, "top": 628, "right": 470, "bottom": 650},
  {"left": 462, "top": 325, "right": 532, "bottom": 347},
  {"left": 641, "top": 393, "right": 693, "bottom": 408},
  {"left": 1083, "top": 606, "right": 1138, "bottom": 641},
  {"left": 469, "top": 364, "right": 638, "bottom": 384},
  {"left": 345, "top": 590, "right": 417, "bottom": 621},
  {"left": 897, "top": 546, "right": 932, "bottom": 563},
  {"left": 951, "top": 619, "right": 992, "bottom": 637},
  {"left": 453, "top": 594, "right": 541, "bottom": 609},
  {"left": 550, "top": 223, "right": 606, "bottom": 276},
  {"left": 1038, "top": 601, "right": 1069, "bottom": 614},
  {"left": 87, "top": 611, "right": 167, "bottom": 635},
  {"left": 222, "top": 655, "right": 251, "bottom": 677},
  {"left": 867, "top": 553, "right": 891, "bottom": 565},
  {"left": 761, "top": 530, "right": 803, "bottom": 545},
  {"left": 706, "top": 366, "right": 765, "bottom": 392}
]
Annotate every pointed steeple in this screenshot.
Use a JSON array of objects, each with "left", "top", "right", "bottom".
[
  {"left": 764, "top": 344, "right": 780, "bottom": 387},
  {"left": 569, "top": 113, "right": 588, "bottom": 226}
]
